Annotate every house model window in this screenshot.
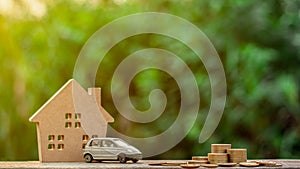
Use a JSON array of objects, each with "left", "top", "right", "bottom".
[
  {"left": 75, "top": 122, "right": 81, "bottom": 128},
  {"left": 58, "top": 144, "right": 64, "bottom": 150},
  {"left": 48, "top": 135, "right": 55, "bottom": 141},
  {"left": 82, "top": 143, "right": 87, "bottom": 149},
  {"left": 75, "top": 113, "right": 81, "bottom": 119},
  {"left": 58, "top": 135, "right": 64, "bottom": 141},
  {"left": 48, "top": 144, "right": 55, "bottom": 150},
  {"left": 65, "top": 113, "right": 71, "bottom": 119},
  {"left": 82, "top": 135, "right": 89, "bottom": 141},
  {"left": 65, "top": 122, "right": 72, "bottom": 128}
]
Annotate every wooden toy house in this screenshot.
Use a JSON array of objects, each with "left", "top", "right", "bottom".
[{"left": 29, "top": 79, "right": 114, "bottom": 162}]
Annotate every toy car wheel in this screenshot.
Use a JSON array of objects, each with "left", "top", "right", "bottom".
[
  {"left": 132, "top": 159, "right": 138, "bottom": 163},
  {"left": 84, "top": 154, "right": 93, "bottom": 163},
  {"left": 118, "top": 153, "right": 127, "bottom": 163}
]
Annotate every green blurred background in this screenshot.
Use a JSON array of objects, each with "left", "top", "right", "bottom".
[{"left": 0, "top": 0, "right": 300, "bottom": 160}]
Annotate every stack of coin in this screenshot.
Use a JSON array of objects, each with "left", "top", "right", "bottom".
[
  {"left": 208, "top": 153, "right": 228, "bottom": 164},
  {"left": 227, "top": 149, "right": 247, "bottom": 163},
  {"left": 211, "top": 144, "right": 231, "bottom": 153}
]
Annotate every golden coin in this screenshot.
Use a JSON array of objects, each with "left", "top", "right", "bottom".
[
  {"left": 255, "top": 160, "right": 277, "bottom": 166},
  {"left": 180, "top": 164, "right": 201, "bottom": 168},
  {"left": 217, "top": 162, "right": 237, "bottom": 167},
  {"left": 201, "top": 164, "right": 218, "bottom": 168},
  {"left": 239, "top": 162, "right": 259, "bottom": 167}
]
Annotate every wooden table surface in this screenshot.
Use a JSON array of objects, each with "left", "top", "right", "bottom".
[{"left": 0, "top": 160, "right": 299, "bottom": 168}]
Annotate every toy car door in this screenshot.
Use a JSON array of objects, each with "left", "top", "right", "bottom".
[
  {"left": 99, "top": 140, "right": 120, "bottom": 160},
  {"left": 89, "top": 139, "right": 103, "bottom": 158}
]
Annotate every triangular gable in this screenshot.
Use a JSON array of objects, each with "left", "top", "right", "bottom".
[
  {"left": 29, "top": 79, "right": 114, "bottom": 123},
  {"left": 29, "top": 79, "right": 75, "bottom": 122}
]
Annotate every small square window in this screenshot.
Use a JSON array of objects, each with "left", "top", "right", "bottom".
[
  {"left": 82, "top": 143, "right": 86, "bottom": 149},
  {"left": 58, "top": 144, "right": 64, "bottom": 150},
  {"left": 75, "top": 113, "right": 81, "bottom": 119},
  {"left": 65, "top": 113, "right": 71, "bottom": 119},
  {"left": 65, "top": 122, "right": 72, "bottom": 128},
  {"left": 58, "top": 135, "right": 64, "bottom": 141},
  {"left": 82, "top": 135, "right": 89, "bottom": 141},
  {"left": 48, "top": 135, "right": 55, "bottom": 141},
  {"left": 48, "top": 144, "right": 55, "bottom": 150},
  {"left": 75, "top": 122, "right": 81, "bottom": 128}
]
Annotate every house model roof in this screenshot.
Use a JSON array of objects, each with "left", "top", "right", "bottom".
[{"left": 29, "top": 79, "right": 114, "bottom": 135}]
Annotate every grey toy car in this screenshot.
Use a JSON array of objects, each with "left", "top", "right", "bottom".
[{"left": 83, "top": 137, "right": 142, "bottom": 163}]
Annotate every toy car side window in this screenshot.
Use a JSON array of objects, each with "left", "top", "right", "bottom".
[
  {"left": 101, "top": 140, "right": 115, "bottom": 147},
  {"left": 90, "top": 140, "right": 99, "bottom": 146}
]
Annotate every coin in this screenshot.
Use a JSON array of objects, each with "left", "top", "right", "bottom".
[
  {"left": 201, "top": 164, "right": 218, "bottom": 168},
  {"left": 217, "top": 162, "right": 237, "bottom": 167},
  {"left": 180, "top": 164, "right": 201, "bottom": 168},
  {"left": 255, "top": 160, "right": 277, "bottom": 167},
  {"left": 239, "top": 162, "right": 259, "bottom": 167}
]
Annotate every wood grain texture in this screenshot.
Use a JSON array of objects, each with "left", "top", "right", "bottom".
[{"left": 0, "top": 160, "right": 299, "bottom": 169}]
